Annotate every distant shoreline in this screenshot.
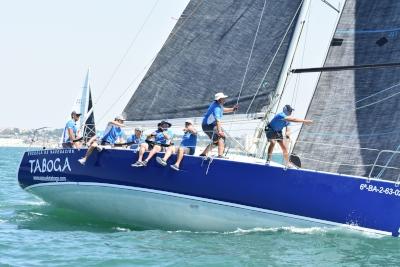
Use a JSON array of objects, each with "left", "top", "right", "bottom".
[{"left": 0, "top": 138, "right": 43, "bottom": 148}]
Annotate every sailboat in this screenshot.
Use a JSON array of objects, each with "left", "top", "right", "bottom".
[
  {"left": 66, "top": 69, "right": 96, "bottom": 145},
  {"left": 17, "top": 0, "right": 400, "bottom": 236}
]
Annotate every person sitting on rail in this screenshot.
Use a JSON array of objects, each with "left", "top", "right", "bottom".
[
  {"left": 156, "top": 119, "right": 197, "bottom": 171},
  {"left": 131, "top": 120, "right": 174, "bottom": 167},
  {"left": 265, "top": 105, "right": 312, "bottom": 167},
  {"left": 78, "top": 115, "right": 126, "bottom": 165},
  {"left": 126, "top": 127, "right": 145, "bottom": 152},
  {"left": 62, "top": 110, "right": 82, "bottom": 148}
]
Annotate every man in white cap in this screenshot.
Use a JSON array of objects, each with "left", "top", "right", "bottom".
[
  {"left": 156, "top": 119, "right": 197, "bottom": 171},
  {"left": 265, "top": 104, "right": 313, "bottom": 167},
  {"left": 61, "top": 110, "right": 82, "bottom": 148},
  {"left": 78, "top": 115, "right": 125, "bottom": 165},
  {"left": 200, "top": 92, "right": 238, "bottom": 158}
]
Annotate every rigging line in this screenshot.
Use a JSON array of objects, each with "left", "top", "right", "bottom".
[
  {"left": 299, "top": 127, "right": 400, "bottom": 137},
  {"left": 94, "top": 0, "right": 160, "bottom": 105},
  {"left": 272, "top": 13, "right": 307, "bottom": 118},
  {"left": 312, "top": 83, "right": 400, "bottom": 122},
  {"left": 286, "top": 117, "right": 400, "bottom": 138},
  {"left": 236, "top": 0, "right": 268, "bottom": 106},
  {"left": 291, "top": 0, "right": 311, "bottom": 107},
  {"left": 97, "top": 59, "right": 156, "bottom": 123},
  {"left": 320, "top": 0, "right": 340, "bottom": 13},
  {"left": 291, "top": 1, "right": 343, "bottom": 154},
  {"left": 142, "top": 0, "right": 204, "bottom": 79},
  {"left": 245, "top": 0, "right": 305, "bottom": 115},
  {"left": 296, "top": 154, "right": 375, "bottom": 168},
  {"left": 315, "top": 82, "right": 400, "bottom": 121},
  {"left": 295, "top": 140, "right": 380, "bottom": 152},
  {"left": 97, "top": 1, "right": 204, "bottom": 124},
  {"left": 376, "top": 143, "right": 400, "bottom": 179},
  {"left": 227, "top": 0, "right": 268, "bottom": 145},
  {"left": 168, "top": 0, "right": 204, "bottom": 41},
  {"left": 355, "top": 90, "right": 400, "bottom": 110},
  {"left": 291, "top": 62, "right": 301, "bottom": 106},
  {"left": 355, "top": 81, "right": 400, "bottom": 104}
]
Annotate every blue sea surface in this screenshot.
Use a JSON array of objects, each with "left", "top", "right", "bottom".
[{"left": 0, "top": 147, "right": 399, "bottom": 266}]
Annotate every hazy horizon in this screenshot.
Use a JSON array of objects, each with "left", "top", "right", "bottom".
[{"left": 0, "top": 0, "right": 189, "bottom": 130}]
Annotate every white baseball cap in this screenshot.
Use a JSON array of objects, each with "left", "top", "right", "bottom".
[
  {"left": 185, "top": 119, "right": 194, "bottom": 125},
  {"left": 115, "top": 114, "right": 126, "bottom": 121},
  {"left": 214, "top": 92, "right": 228, "bottom": 101}
]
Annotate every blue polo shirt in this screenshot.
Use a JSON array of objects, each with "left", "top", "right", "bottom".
[
  {"left": 62, "top": 119, "right": 78, "bottom": 143},
  {"left": 202, "top": 101, "right": 223, "bottom": 126},
  {"left": 180, "top": 131, "right": 197, "bottom": 148},
  {"left": 269, "top": 112, "right": 290, "bottom": 132},
  {"left": 126, "top": 134, "right": 145, "bottom": 150},
  {"left": 101, "top": 123, "right": 124, "bottom": 144},
  {"left": 153, "top": 129, "right": 174, "bottom": 145}
]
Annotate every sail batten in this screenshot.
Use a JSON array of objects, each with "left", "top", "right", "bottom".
[{"left": 123, "top": 0, "right": 303, "bottom": 121}]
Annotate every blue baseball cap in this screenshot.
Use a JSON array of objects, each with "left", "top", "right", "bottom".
[{"left": 283, "top": 105, "right": 294, "bottom": 114}]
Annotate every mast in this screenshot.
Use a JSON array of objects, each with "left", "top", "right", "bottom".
[{"left": 256, "top": 0, "right": 344, "bottom": 157}]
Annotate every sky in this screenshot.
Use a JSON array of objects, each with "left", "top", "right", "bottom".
[{"left": 0, "top": 0, "right": 189, "bottom": 130}]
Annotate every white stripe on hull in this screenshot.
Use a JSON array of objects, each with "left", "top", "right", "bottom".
[{"left": 26, "top": 182, "right": 391, "bottom": 235}]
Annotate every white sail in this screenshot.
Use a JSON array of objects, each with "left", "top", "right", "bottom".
[
  {"left": 60, "top": 69, "right": 96, "bottom": 145},
  {"left": 71, "top": 69, "right": 91, "bottom": 129}
]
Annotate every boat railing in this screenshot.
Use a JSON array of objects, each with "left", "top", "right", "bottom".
[
  {"left": 292, "top": 139, "right": 400, "bottom": 182},
  {"left": 26, "top": 127, "right": 61, "bottom": 149},
  {"left": 368, "top": 150, "right": 400, "bottom": 182}
]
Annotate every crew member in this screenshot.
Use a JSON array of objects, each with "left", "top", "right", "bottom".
[
  {"left": 156, "top": 119, "right": 197, "bottom": 171},
  {"left": 62, "top": 110, "right": 81, "bottom": 148},
  {"left": 200, "top": 92, "right": 238, "bottom": 158},
  {"left": 265, "top": 105, "right": 313, "bottom": 167},
  {"left": 78, "top": 115, "right": 125, "bottom": 165},
  {"left": 131, "top": 120, "right": 173, "bottom": 167},
  {"left": 126, "top": 127, "right": 145, "bottom": 152}
]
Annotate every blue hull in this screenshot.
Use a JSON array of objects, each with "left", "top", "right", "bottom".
[{"left": 17, "top": 148, "right": 400, "bottom": 236}]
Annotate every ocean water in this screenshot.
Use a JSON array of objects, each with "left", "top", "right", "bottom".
[{"left": 1, "top": 147, "right": 399, "bottom": 267}]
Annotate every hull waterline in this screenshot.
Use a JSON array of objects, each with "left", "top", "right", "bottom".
[{"left": 18, "top": 148, "right": 400, "bottom": 236}]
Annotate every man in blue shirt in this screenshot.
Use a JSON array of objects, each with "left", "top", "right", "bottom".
[
  {"left": 200, "top": 92, "right": 238, "bottom": 158},
  {"left": 62, "top": 110, "right": 81, "bottom": 148},
  {"left": 78, "top": 115, "right": 125, "bottom": 165},
  {"left": 265, "top": 105, "right": 313, "bottom": 166},
  {"left": 156, "top": 119, "right": 197, "bottom": 171},
  {"left": 100, "top": 115, "right": 126, "bottom": 145},
  {"left": 131, "top": 120, "right": 174, "bottom": 167},
  {"left": 126, "top": 127, "right": 145, "bottom": 152}
]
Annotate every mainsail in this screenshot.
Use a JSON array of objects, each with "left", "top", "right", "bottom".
[
  {"left": 123, "top": 0, "right": 303, "bottom": 121},
  {"left": 293, "top": 0, "right": 400, "bottom": 180}
]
